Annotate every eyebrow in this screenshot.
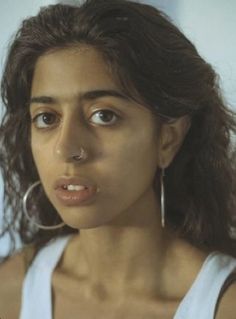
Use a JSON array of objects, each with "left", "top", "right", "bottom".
[{"left": 29, "top": 89, "right": 130, "bottom": 105}]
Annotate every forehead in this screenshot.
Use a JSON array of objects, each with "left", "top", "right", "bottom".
[{"left": 31, "top": 46, "right": 119, "bottom": 96}]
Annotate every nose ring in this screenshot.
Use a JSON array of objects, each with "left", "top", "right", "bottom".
[{"left": 71, "top": 147, "right": 87, "bottom": 161}]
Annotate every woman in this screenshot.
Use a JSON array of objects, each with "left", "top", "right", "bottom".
[{"left": 0, "top": 0, "right": 236, "bottom": 318}]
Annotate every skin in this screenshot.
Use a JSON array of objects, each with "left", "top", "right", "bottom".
[
  {"left": 0, "top": 44, "right": 234, "bottom": 319},
  {"left": 29, "top": 46, "right": 209, "bottom": 316},
  {"left": 30, "top": 46, "right": 191, "bottom": 229}
]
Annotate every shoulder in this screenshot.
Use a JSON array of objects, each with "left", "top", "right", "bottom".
[
  {"left": 215, "top": 275, "right": 236, "bottom": 319},
  {"left": 0, "top": 245, "right": 35, "bottom": 319}
]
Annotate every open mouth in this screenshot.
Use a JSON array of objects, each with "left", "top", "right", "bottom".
[{"left": 54, "top": 176, "right": 98, "bottom": 206}]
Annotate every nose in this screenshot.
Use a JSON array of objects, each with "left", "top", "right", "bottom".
[{"left": 54, "top": 116, "right": 89, "bottom": 163}]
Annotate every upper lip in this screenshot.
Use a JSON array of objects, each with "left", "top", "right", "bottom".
[{"left": 54, "top": 176, "right": 97, "bottom": 190}]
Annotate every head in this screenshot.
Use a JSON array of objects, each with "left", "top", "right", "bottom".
[
  {"left": 29, "top": 45, "right": 191, "bottom": 231},
  {"left": 1, "top": 0, "right": 236, "bottom": 256}
]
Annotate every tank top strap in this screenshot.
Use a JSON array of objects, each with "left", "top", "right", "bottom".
[
  {"left": 19, "top": 235, "right": 72, "bottom": 319},
  {"left": 174, "top": 252, "right": 236, "bottom": 319},
  {"left": 19, "top": 240, "right": 236, "bottom": 319}
]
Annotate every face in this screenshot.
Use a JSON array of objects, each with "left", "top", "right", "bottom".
[{"left": 30, "top": 46, "right": 163, "bottom": 229}]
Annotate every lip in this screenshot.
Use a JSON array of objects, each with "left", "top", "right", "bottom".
[{"left": 54, "top": 176, "right": 98, "bottom": 206}]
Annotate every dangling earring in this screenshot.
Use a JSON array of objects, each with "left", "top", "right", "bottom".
[
  {"left": 23, "top": 181, "right": 65, "bottom": 230},
  {"left": 160, "top": 168, "right": 165, "bottom": 228}
]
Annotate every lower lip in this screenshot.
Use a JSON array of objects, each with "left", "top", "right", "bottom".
[{"left": 55, "top": 187, "right": 97, "bottom": 206}]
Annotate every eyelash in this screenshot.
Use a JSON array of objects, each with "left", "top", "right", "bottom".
[{"left": 31, "top": 109, "right": 121, "bottom": 129}]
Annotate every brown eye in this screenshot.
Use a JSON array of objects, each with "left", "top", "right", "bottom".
[
  {"left": 90, "top": 110, "right": 119, "bottom": 125},
  {"left": 32, "top": 112, "right": 58, "bottom": 128}
]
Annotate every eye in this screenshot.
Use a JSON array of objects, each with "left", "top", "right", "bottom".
[
  {"left": 89, "top": 110, "right": 119, "bottom": 126},
  {"left": 31, "top": 112, "right": 59, "bottom": 128}
]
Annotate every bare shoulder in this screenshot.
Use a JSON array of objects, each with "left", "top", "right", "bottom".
[
  {"left": 0, "top": 246, "right": 33, "bottom": 319},
  {"left": 215, "top": 281, "right": 236, "bottom": 319}
]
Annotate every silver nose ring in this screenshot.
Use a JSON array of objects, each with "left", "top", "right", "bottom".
[{"left": 71, "top": 147, "right": 87, "bottom": 161}]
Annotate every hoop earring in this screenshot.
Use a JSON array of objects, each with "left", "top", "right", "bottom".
[
  {"left": 160, "top": 168, "right": 165, "bottom": 228},
  {"left": 23, "top": 181, "right": 65, "bottom": 230}
]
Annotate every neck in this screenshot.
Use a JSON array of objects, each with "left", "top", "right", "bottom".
[
  {"left": 79, "top": 223, "right": 167, "bottom": 297},
  {"left": 59, "top": 188, "right": 207, "bottom": 302}
]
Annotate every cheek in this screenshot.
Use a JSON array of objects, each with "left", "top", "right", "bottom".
[
  {"left": 31, "top": 137, "right": 53, "bottom": 182},
  {"left": 31, "top": 140, "right": 40, "bottom": 173},
  {"left": 101, "top": 132, "right": 159, "bottom": 200}
]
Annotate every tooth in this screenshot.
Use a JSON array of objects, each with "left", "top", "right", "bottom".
[{"left": 67, "top": 185, "right": 86, "bottom": 191}]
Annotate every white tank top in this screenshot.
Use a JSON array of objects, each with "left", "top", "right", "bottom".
[{"left": 19, "top": 235, "right": 236, "bottom": 319}]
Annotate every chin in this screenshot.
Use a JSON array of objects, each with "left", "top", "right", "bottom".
[
  {"left": 64, "top": 219, "right": 107, "bottom": 230},
  {"left": 58, "top": 207, "right": 116, "bottom": 230}
]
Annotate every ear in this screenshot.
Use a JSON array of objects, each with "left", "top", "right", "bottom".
[{"left": 157, "top": 115, "right": 191, "bottom": 168}]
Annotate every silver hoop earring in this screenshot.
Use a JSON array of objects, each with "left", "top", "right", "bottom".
[
  {"left": 160, "top": 168, "right": 165, "bottom": 228},
  {"left": 23, "top": 181, "right": 65, "bottom": 230},
  {"left": 71, "top": 147, "right": 87, "bottom": 162}
]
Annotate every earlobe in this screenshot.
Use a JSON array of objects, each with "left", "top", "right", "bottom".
[{"left": 157, "top": 115, "right": 191, "bottom": 168}]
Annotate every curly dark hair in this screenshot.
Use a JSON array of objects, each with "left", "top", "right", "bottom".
[{"left": 1, "top": 0, "right": 236, "bottom": 262}]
